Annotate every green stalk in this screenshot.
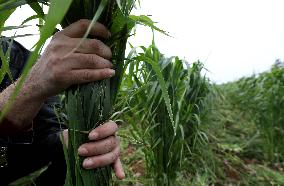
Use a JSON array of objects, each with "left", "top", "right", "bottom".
[
  {"left": 63, "top": 0, "right": 136, "bottom": 185},
  {"left": 122, "top": 44, "right": 210, "bottom": 185}
]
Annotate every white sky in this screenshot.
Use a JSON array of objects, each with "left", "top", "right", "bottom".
[{"left": 4, "top": 0, "right": 284, "bottom": 83}]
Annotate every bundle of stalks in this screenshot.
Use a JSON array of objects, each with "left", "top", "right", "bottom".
[{"left": 62, "top": 0, "right": 136, "bottom": 185}]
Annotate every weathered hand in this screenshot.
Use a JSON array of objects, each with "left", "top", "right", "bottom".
[
  {"left": 28, "top": 19, "right": 114, "bottom": 99},
  {"left": 63, "top": 121, "right": 125, "bottom": 180}
]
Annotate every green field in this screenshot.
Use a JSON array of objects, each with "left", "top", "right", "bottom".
[
  {"left": 1, "top": 1, "right": 284, "bottom": 185},
  {"left": 115, "top": 60, "right": 284, "bottom": 185}
]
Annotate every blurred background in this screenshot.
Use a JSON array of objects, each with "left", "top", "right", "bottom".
[{"left": 4, "top": 0, "right": 284, "bottom": 83}]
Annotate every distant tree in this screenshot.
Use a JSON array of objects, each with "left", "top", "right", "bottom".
[{"left": 274, "top": 59, "right": 284, "bottom": 67}]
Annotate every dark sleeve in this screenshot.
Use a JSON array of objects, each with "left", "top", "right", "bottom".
[{"left": 0, "top": 38, "right": 30, "bottom": 92}]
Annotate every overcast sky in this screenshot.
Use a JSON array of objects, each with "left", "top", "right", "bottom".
[{"left": 4, "top": 0, "right": 284, "bottom": 83}]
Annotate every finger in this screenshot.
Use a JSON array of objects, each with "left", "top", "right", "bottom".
[
  {"left": 82, "top": 146, "right": 120, "bottom": 169},
  {"left": 89, "top": 121, "right": 118, "bottom": 140},
  {"left": 72, "top": 38, "right": 112, "bottom": 59},
  {"left": 78, "top": 136, "right": 119, "bottom": 156},
  {"left": 68, "top": 68, "right": 115, "bottom": 84},
  {"left": 60, "top": 19, "right": 110, "bottom": 38},
  {"left": 62, "top": 130, "right": 68, "bottom": 146},
  {"left": 113, "top": 158, "right": 125, "bottom": 180},
  {"left": 64, "top": 53, "right": 113, "bottom": 70}
]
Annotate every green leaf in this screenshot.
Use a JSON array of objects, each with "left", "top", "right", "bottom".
[
  {"left": 1, "top": 34, "right": 36, "bottom": 39},
  {"left": 0, "top": 25, "right": 31, "bottom": 32},
  {"left": 0, "top": 8, "right": 15, "bottom": 35},
  {"left": 8, "top": 164, "right": 49, "bottom": 186},
  {"left": 116, "top": 0, "right": 123, "bottom": 12},
  {"left": 21, "top": 14, "right": 42, "bottom": 25},
  {"left": 0, "top": 38, "right": 14, "bottom": 83},
  {"left": 130, "top": 15, "right": 170, "bottom": 36},
  {"left": 0, "top": 0, "right": 48, "bottom": 12},
  {"left": 134, "top": 53, "right": 175, "bottom": 133},
  {"left": 27, "top": 0, "right": 45, "bottom": 18},
  {"left": 0, "top": 1, "right": 26, "bottom": 12}
]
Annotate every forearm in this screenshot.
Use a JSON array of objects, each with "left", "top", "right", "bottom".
[{"left": 0, "top": 77, "right": 45, "bottom": 135}]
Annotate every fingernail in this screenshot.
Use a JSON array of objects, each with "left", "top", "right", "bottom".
[
  {"left": 109, "top": 69, "right": 115, "bottom": 77},
  {"left": 89, "top": 131, "right": 99, "bottom": 140},
  {"left": 83, "top": 159, "right": 93, "bottom": 169},
  {"left": 78, "top": 147, "right": 88, "bottom": 156}
]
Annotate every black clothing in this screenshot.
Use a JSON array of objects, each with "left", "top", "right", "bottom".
[{"left": 0, "top": 39, "right": 66, "bottom": 186}]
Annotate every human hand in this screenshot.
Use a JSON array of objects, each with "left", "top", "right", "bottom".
[
  {"left": 63, "top": 121, "right": 125, "bottom": 180},
  {"left": 28, "top": 19, "right": 114, "bottom": 100}
]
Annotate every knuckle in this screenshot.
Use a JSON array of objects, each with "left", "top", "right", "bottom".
[
  {"left": 78, "top": 19, "right": 89, "bottom": 29},
  {"left": 82, "top": 71, "right": 93, "bottom": 81},
  {"left": 105, "top": 142, "right": 112, "bottom": 152},
  {"left": 112, "top": 151, "right": 120, "bottom": 162},
  {"left": 108, "top": 136, "right": 117, "bottom": 148},
  {"left": 49, "top": 40, "right": 65, "bottom": 52},
  {"left": 86, "top": 54, "right": 97, "bottom": 64},
  {"left": 47, "top": 56, "right": 66, "bottom": 83},
  {"left": 48, "top": 55, "right": 61, "bottom": 68}
]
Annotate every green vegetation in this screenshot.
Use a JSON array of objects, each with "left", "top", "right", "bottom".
[
  {"left": 116, "top": 44, "right": 211, "bottom": 185},
  {"left": 1, "top": 1, "right": 284, "bottom": 185},
  {"left": 225, "top": 64, "right": 284, "bottom": 162},
  {"left": 113, "top": 59, "right": 284, "bottom": 186}
]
